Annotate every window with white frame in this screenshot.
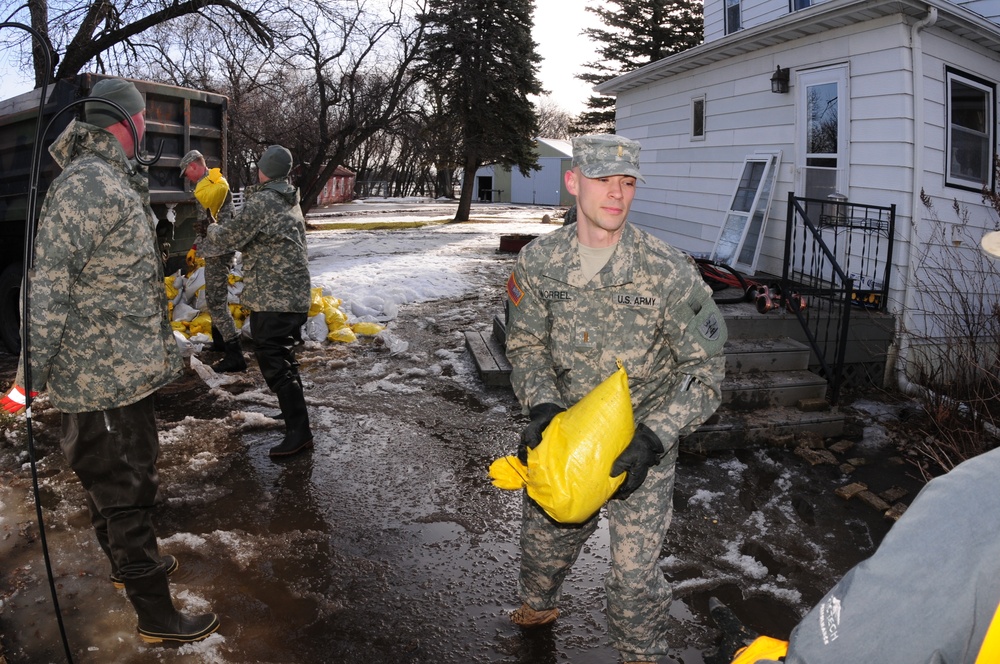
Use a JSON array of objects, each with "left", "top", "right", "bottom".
[
  {"left": 946, "top": 68, "right": 994, "bottom": 191},
  {"left": 725, "top": 0, "right": 741, "bottom": 34},
  {"left": 692, "top": 95, "right": 706, "bottom": 141}
]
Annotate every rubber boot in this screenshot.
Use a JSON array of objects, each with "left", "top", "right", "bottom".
[
  {"left": 124, "top": 570, "right": 220, "bottom": 644},
  {"left": 210, "top": 325, "right": 226, "bottom": 352},
  {"left": 269, "top": 380, "right": 313, "bottom": 458},
  {"left": 112, "top": 554, "right": 178, "bottom": 589},
  {"left": 212, "top": 336, "right": 247, "bottom": 373}
]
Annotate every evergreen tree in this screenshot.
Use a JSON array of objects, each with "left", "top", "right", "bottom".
[
  {"left": 419, "top": 0, "right": 543, "bottom": 221},
  {"left": 573, "top": 0, "right": 703, "bottom": 134}
]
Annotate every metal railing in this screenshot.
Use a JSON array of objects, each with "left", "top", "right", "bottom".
[{"left": 781, "top": 195, "right": 896, "bottom": 404}]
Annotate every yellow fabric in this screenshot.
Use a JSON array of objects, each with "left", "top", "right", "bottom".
[
  {"left": 975, "top": 602, "right": 1000, "bottom": 664},
  {"left": 730, "top": 636, "right": 789, "bottom": 664},
  {"left": 188, "top": 312, "right": 213, "bottom": 336},
  {"left": 193, "top": 168, "right": 230, "bottom": 218},
  {"left": 308, "top": 288, "right": 325, "bottom": 317},
  {"left": 351, "top": 322, "right": 385, "bottom": 336},
  {"left": 489, "top": 361, "right": 635, "bottom": 523}
]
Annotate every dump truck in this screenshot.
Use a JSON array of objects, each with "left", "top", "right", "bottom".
[{"left": 0, "top": 73, "right": 228, "bottom": 353}]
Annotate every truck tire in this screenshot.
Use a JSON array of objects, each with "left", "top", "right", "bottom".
[{"left": 0, "top": 263, "right": 24, "bottom": 355}]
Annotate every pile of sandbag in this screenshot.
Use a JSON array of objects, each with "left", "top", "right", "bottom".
[{"left": 165, "top": 252, "right": 385, "bottom": 347}]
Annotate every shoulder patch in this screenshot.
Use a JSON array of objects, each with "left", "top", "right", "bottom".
[
  {"left": 699, "top": 311, "right": 722, "bottom": 341},
  {"left": 507, "top": 272, "right": 524, "bottom": 307}
]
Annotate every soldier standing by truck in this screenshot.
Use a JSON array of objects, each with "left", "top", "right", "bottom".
[
  {"left": 1, "top": 78, "right": 220, "bottom": 645},
  {"left": 179, "top": 148, "right": 246, "bottom": 372}
]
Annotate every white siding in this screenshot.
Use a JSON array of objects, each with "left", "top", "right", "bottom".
[
  {"left": 511, "top": 158, "right": 563, "bottom": 205},
  {"left": 704, "top": 0, "right": 837, "bottom": 42}
]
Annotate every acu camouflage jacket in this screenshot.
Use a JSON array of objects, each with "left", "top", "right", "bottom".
[
  {"left": 201, "top": 177, "right": 311, "bottom": 313},
  {"left": 16, "top": 120, "right": 182, "bottom": 412},
  {"left": 505, "top": 222, "right": 727, "bottom": 448}
]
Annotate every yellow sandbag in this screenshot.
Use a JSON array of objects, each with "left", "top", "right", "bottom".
[
  {"left": 193, "top": 168, "right": 230, "bottom": 218},
  {"left": 170, "top": 321, "right": 188, "bottom": 335},
  {"left": 351, "top": 321, "right": 385, "bottom": 336},
  {"left": 308, "top": 287, "right": 325, "bottom": 317},
  {"left": 323, "top": 298, "right": 348, "bottom": 329},
  {"left": 164, "top": 275, "right": 179, "bottom": 301},
  {"left": 489, "top": 360, "right": 635, "bottom": 523},
  {"left": 730, "top": 636, "right": 789, "bottom": 664},
  {"left": 189, "top": 312, "right": 213, "bottom": 336},
  {"left": 328, "top": 326, "right": 357, "bottom": 343}
]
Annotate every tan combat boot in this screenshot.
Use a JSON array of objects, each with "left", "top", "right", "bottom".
[{"left": 510, "top": 602, "right": 560, "bottom": 627}]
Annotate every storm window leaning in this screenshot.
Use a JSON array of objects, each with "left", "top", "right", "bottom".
[{"left": 946, "top": 68, "right": 995, "bottom": 192}]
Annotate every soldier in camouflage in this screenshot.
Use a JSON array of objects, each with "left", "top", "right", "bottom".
[
  {"left": 200, "top": 144, "right": 313, "bottom": 458},
  {"left": 504, "top": 133, "right": 728, "bottom": 663},
  {"left": 180, "top": 149, "right": 246, "bottom": 372},
  {"left": 0, "top": 78, "right": 219, "bottom": 644}
]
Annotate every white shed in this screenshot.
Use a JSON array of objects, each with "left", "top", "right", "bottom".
[{"left": 472, "top": 138, "right": 574, "bottom": 206}]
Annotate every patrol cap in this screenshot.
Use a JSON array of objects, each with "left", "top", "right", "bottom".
[
  {"left": 179, "top": 149, "right": 205, "bottom": 175},
  {"left": 85, "top": 79, "right": 145, "bottom": 128},
  {"left": 257, "top": 145, "right": 293, "bottom": 179},
  {"left": 571, "top": 133, "right": 645, "bottom": 182}
]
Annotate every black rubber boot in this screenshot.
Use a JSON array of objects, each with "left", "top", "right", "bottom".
[
  {"left": 210, "top": 325, "right": 226, "bottom": 352},
  {"left": 212, "top": 337, "right": 247, "bottom": 373},
  {"left": 124, "top": 570, "right": 220, "bottom": 644},
  {"left": 112, "top": 554, "right": 178, "bottom": 589},
  {"left": 269, "top": 380, "right": 313, "bottom": 458}
]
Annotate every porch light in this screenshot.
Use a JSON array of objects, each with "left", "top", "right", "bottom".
[{"left": 771, "top": 66, "right": 790, "bottom": 94}]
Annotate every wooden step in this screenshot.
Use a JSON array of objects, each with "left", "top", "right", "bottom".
[
  {"left": 722, "top": 370, "right": 828, "bottom": 408},
  {"left": 464, "top": 330, "right": 511, "bottom": 387},
  {"left": 724, "top": 337, "right": 811, "bottom": 373},
  {"left": 682, "top": 406, "right": 845, "bottom": 453}
]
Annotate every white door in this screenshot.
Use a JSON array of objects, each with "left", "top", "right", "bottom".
[
  {"left": 796, "top": 65, "right": 849, "bottom": 201},
  {"left": 511, "top": 158, "right": 563, "bottom": 205}
]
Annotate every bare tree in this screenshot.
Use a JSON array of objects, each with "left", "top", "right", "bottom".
[
  {"left": 535, "top": 96, "right": 574, "bottom": 139},
  {"left": 0, "top": 0, "right": 274, "bottom": 87}
]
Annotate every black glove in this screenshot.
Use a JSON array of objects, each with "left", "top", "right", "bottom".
[
  {"left": 610, "top": 423, "right": 664, "bottom": 500},
  {"left": 517, "top": 402, "right": 565, "bottom": 463}
]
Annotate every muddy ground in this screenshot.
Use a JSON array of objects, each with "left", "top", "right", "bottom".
[{"left": 0, "top": 212, "right": 931, "bottom": 664}]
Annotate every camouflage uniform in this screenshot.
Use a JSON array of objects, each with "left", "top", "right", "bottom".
[
  {"left": 201, "top": 170, "right": 313, "bottom": 457},
  {"left": 15, "top": 119, "right": 181, "bottom": 409},
  {"left": 200, "top": 176, "right": 310, "bottom": 315},
  {"left": 505, "top": 220, "right": 727, "bottom": 660},
  {"left": 14, "top": 118, "right": 182, "bottom": 583},
  {"left": 192, "top": 168, "right": 238, "bottom": 341}
]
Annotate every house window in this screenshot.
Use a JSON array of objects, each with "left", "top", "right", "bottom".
[
  {"left": 790, "top": 0, "right": 811, "bottom": 10},
  {"left": 692, "top": 96, "right": 706, "bottom": 141},
  {"left": 725, "top": 0, "right": 741, "bottom": 34},
  {"left": 796, "top": 66, "right": 848, "bottom": 201},
  {"left": 946, "top": 68, "right": 994, "bottom": 191}
]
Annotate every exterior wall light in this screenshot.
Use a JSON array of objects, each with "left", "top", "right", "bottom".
[{"left": 771, "top": 66, "right": 790, "bottom": 94}]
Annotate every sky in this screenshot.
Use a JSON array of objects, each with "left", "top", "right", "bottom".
[
  {"left": 531, "top": 1, "right": 604, "bottom": 114},
  {"left": 1, "top": 2, "right": 605, "bottom": 114}
]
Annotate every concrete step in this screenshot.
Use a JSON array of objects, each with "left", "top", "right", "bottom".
[
  {"left": 722, "top": 370, "right": 828, "bottom": 408},
  {"left": 724, "top": 337, "right": 811, "bottom": 373},
  {"left": 682, "top": 406, "right": 845, "bottom": 453}
]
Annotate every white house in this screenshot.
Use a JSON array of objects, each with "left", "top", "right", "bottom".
[
  {"left": 472, "top": 138, "right": 574, "bottom": 206},
  {"left": 597, "top": 0, "right": 1000, "bottom": 389}
]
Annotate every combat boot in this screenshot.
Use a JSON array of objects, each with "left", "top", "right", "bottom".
[
  {"left": 510, "top": 603, "right": 559, "bottom": 627},
  {"left": 212, "top": 337, "right": 247, "bottom": 373},
  {"left": 123, "top": 570, "right": 219, "bottom": 644},
  {"left": 269, "top": 380, "right": 313, "bottom": 458},
  {"left": 210, "top": 325, "right": 227, "bottom": 352}
]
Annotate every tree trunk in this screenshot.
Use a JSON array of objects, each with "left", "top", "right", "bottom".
[{"left": 454, "top": 161, "right": 478, "bottom": 222}]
